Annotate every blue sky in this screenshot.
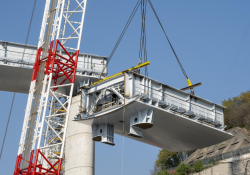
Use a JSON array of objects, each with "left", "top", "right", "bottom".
[{"left": 1, "top": 0, "right": 250, "bottom": 174}]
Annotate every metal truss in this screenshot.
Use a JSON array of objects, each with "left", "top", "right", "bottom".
[
  {"left": 14, "top": 0, "right": 87, "bottom": 174},
  {"left": 86, "top": 83, "right": 125, "bottom": 116},
  {"left": 84, "top": 70, "right": 226, "bottom": 130},
  {"left": 39, "top": 0, "right": 87, "bottom": 51}
]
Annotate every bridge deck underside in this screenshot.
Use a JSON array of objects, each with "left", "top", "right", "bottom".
[
  {"left": 79, "top": 101, "right": 233, "bottom": 151},
  {"left": 0, "top": 64, "right": 31, "bottom": 93},
  {"left": 0, "top": 41, "right": 108, "bottom": 94},
  {"left": 0, "top": 64, "right": 99, "bottom": 94}
]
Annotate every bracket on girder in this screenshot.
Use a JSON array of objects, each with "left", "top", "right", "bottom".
[
  {"left": 92, "top": 124, "right": 115, "bottom": 146},
  {"left": 128, "top": 108, "right": 154, "bottom": 138}
]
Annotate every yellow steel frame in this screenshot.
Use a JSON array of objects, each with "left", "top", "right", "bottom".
[{"left": 90, "top": 61, "right": 150, "bottom": 86}]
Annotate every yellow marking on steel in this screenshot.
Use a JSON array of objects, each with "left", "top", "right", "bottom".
[
  {"left": 187, "top": 79, "right": 192, "bottom": 87},
  {"left": 103, "top": 101, "right": 116, "bottom": 107},
  {"left": 48, "top": 137, "right": 62, "bottom": 144},
  {"left": 90, "top": 61, "right": 150, "bottom": 86},
  {"left": 103, "top": 104, "right": 118, "bottom": 111},
  {"left": 48, "top": 124, "right": 54, "bottom": 130},
  {"left": 51, "top": 109, "right": 65, "bottom": 113},
  {"left": 55, "top": 167, "right": 64, "bottom": 169}
]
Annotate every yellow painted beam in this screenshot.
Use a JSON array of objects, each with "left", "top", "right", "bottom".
[
  {"left": 90, "top": 61, "right": 150, "bottom": 86},
  {"left": 48, "top": 137, "right": 62, "bottom": 144},
  {"left": 55, "top": 167, "right": 64, "bottom": 169},
  {"left": 181, "top": 82, "right": 202, "bottom": 91},
  {"left": 51, "top": 109, "right": 66, "bottom": 113}
]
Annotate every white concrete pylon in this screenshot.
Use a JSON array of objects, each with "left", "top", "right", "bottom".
[{"left": 65, "top": 95, "right": 95, "bottom": 175}]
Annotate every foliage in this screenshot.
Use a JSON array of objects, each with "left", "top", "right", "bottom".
[
  {"left": 156, "top": 150, "right": 180, "bottom": 169},
  {"left": 193, "top": 161, "right": 203, "bottom": 172},
  {"left": 156, "top": 169, "right": 170, "bottom": 175},
  {"left": 176, "top": 163, "right": 190, "bottom": 175},
  {"left": 222, "top": 90, "right": 250, "bottom": 130},
  {"left": 155, "top": 149, "right": 194, "bottom": 170},
  {"left": 150, "top": 163, "right": 158, "bottom": 175},
  {"left": 205, "top": 158, "right": 217, "bottom": 166},
  {"left": 152, "top": 91, "right": 250, "bottom": 175}
]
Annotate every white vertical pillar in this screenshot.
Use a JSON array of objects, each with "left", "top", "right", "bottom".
[{"left": 65, "top": 95, "right": 95, "bottom": 175}]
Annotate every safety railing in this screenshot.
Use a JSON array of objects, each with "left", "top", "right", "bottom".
[
  {"left": 0, "top": 49, "right": 107, "bottom": 75},
  {"left": 91, "top": 98, "right": 123, "bottom": 114},
  {"left": 77, "top": 61, "right": 106, "bottom": 71},
  {"left": 134, "top": 85, "right": 224, "bottom": 128},
  {"left": 166, "top": 145, "right": 250, "bottom": 173},
  {"left": 85, "top": 82, "right": 124, "bottom": 115}
]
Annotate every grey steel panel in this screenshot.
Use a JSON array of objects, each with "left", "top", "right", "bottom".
[{"left": 78, "top": 101, "right": 232, "bottom": 152}]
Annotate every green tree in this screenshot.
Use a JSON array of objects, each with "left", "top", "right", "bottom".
[
  {"left": 222, "top": 90, "right": 250, "bottom": 130},
  {"left": 155, "top": 149, "right": 194, "bottom": 170},
  {"left": 176, "top": 163, "right": 190, "bottom": 175},
  {"left": 156, "top": 169, "right": 170, "bottom": 175},
  {"left": 156, "top": 150, "right": 181, "bottom": 170},
  {"left": 193, "top": 161, "right": 203, "bottom": 172}
]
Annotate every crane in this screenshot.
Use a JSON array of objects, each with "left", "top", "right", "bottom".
[
  {"left": 13, "top": 0, "right": 87, "bottom": 174},
  {"left": 11, "top": 0, "right": 203, "bottom": 174}
]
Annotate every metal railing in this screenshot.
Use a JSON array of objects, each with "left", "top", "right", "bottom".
[
  {"left": 134, "top": 85, "right": 224, "bottom": 127},
  {"left": 0, "top": 49, "right": 107, "bottom": 75},
  {"left": 86, "top": 83, "right": 124, "bottom": 114},
  {"left": 166, "top": 145, "right": 250, "bottom": 172}
]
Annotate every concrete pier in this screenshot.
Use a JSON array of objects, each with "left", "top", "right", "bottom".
[{"left": 65, "top": 95, "right": 95, "bottom": 175}]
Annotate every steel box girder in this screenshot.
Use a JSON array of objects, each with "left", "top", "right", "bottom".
[{"left": 79, "top": 100, "right": 232, "bottom": 151}]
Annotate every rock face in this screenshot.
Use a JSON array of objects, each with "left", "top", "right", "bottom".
[
  {"left": 65, "top": 95, "right": 95, "bottom": 175},
  {"left": 191, "top": 159, "right": 250, "bottom": 175},
  {"left": 183, "top": 127, "right": 250, "bottom": 165},
  {"left": 183, "top": 127, "right": 250, "bottom": 175}
]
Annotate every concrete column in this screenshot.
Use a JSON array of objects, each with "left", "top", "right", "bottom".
[{"left": 65, "top": 95, "right": 95, "bottom": 175}]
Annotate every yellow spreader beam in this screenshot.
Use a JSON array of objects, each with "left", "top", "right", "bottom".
[
  {"left": 90, "top": 61, "right": 150, "bottom": 86},
  {"left": 182, "top": 78, "right": 202, "bottom": 92},
  {"left": 181, "top": 82, "right": 202, "bottom": 91}
]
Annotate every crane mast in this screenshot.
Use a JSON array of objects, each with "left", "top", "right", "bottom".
[{"left": 14, "top": 0, "right": 87, "bottom": 174}]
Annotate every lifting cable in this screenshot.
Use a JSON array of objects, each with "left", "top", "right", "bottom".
[
  {"left": 139, "top": 0, "right": 148, "bottom": 77},
  {"left": 0, "top": 0, "right": 37, "bottom": 160},
  {"left": 100, "top": 0, "right": 190, "bottom": 87},
  {"left": 99, "top": 0, "right": 141, "bottom": 79},
  {"left": 148, "top": 0, "right": 189, "bottom": 80}
]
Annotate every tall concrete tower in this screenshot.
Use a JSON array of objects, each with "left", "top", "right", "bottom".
[{"left": 65, "top": 95, "right": 95, "bottom": 175}]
